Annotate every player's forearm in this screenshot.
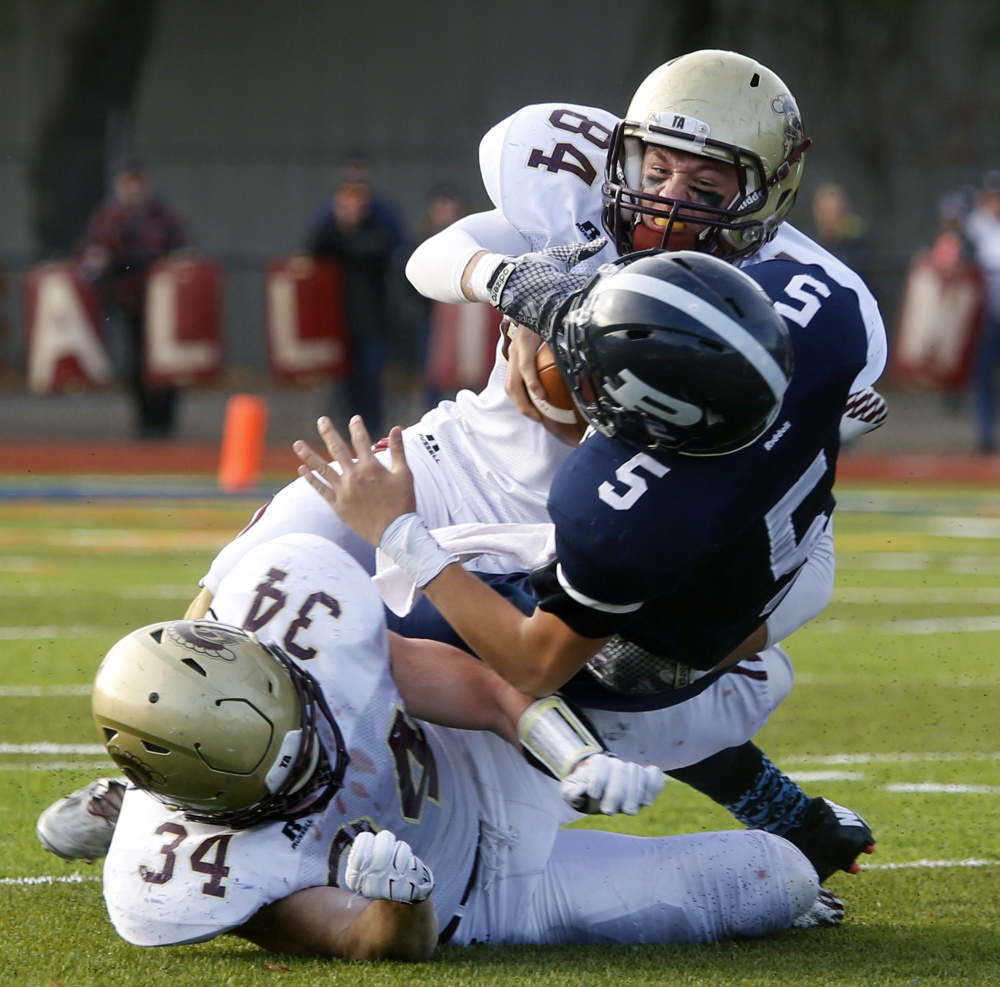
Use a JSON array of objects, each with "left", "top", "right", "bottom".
[
  {"left": 388, "top": 632, "right": 528, "bottom": 745},
  {"left": 421, "top": 563, "right": 604, "bottom": 696},
  {"left": 406, "top": 209, "right": 531, "bottom": 303},
  {"left": 237, "top": 886, "right": 438, "bottom": 962},
  {"left": 337, "top": 898, "right": 438, "bottom": 962}
]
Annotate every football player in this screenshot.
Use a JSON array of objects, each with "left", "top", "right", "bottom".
[
  {"left": 294, "top": 250, "right": 876, "bottom": 883},
  {"left": 92, "top": 534, "right": 827, "bottom": 958}
]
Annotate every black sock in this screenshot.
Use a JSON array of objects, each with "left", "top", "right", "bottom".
[{"left": 667, "top": 741, "right": 810, "bottom": 835}]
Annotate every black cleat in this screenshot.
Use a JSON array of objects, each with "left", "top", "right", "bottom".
[{"left": 783, "top": 797, "right": 875, "bottom": 883}]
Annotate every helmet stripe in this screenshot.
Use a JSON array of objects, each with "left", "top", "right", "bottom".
[{"left": 593, "top": 270, "right": 790, "bottom": 401}]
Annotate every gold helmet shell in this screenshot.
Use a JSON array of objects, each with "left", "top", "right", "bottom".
[
  {"left": 92, "top": 620, "right": 347, "bottom": 828},
  {"left": 602, "top": 49, "right": 809, "bottom": 257}
]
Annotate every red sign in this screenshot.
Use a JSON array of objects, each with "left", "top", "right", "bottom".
[
  {"left": 144, "top": 257, "right": 223, "bottom": 387},
  {"left": 425, "top": 301, "right": 503, "bottom": 392},
  {"left": 22, "top": 262, "right": 113, "bottom": 395},
  {"left": 894, "top": 251, "right": 984, "bottom": 390},
  {"left": 265, "top": 257, "right": 349, "bottom": 383}
]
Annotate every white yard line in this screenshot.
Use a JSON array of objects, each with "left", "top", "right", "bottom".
[
  {"left": 783, "top": 751, "right": 1000, "bottom": 765},
  {"left": 5, "top": 859, "right": 998, "bottom": 887},
  {"left": 0, "top": 743, "right": 107, "bottom": 755},
  {"left": 0, "top": 760, "right": 114, "bottom": 771},
  {"left": 0, "top": 685, "right": 91, "bottom": 697},
  {"left": 0, "top": 626, "right": 104, "bottom": 640},
  {"left": 863, "top": 858, "right": 1000, "bottom": 871}
]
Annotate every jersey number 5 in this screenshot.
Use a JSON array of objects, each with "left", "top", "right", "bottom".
[{"left": 598, "top": 453, "right": 670, "bottom": 510}]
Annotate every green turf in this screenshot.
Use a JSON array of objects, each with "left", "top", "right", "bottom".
[{"left": 2, "top": 486, "right": 999, "bottom": 985}]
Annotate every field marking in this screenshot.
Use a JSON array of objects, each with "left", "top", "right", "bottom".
[
  {"left": 929, "top": 517, "right": 1000, "bottom": 539},
  {"left": 5, "top": 859, "right": 998, "bottom": 887},
  {"left": 0, "top": 585, "right": 195, "bottom": 600},
  {"left": 0, "top": 685, "right": 91, "bottom": 697},
  {"left": 884, "top": 783, "right": 1000, "bottom": 794},
  {"left": 863, "top": 858, "right": 1000, "bottom": 871},
  {"left": 0, "top": 760, "right": 115, "bottom": 771},
  {"left": 786, "top": 770, "right": 865, "bottom": 783},
  {"left": 0, "top": 873, "right": 101, "bottom": 886},
  {"left": 817, "top": 616, "right": 1000, "bottom": 635},
  {"left": 783, "top": 752, "right": 1000, "bottom": 765},
  {"left": 0, "top": 529, "right": 227, "bottom": 550},
  {"left": 0, "top": 626, "right": 104, "bottom": 640},
  {"left": 0, "top": 743, "right": 107, "bottom": 755},
  {"left": 834, "top": 587, "right": 1000, "bottom": 603}
]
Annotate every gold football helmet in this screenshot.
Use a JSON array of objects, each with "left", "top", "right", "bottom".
[
  {"left": 92, "top": 620, "right": 348, "bottom": 828},
  {"left": 602, "top": 49, "right": 810, "bottom": 258}
]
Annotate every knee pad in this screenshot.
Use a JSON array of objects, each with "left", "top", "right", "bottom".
[
  {"left": 771, "top": 834, "right": 819, "bottom": 920},
  {"left": 760, "top": 645, "right": 794, "bottom": 709}
]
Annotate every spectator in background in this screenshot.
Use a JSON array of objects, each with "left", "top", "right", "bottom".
[
  {"left": 810, "top": 182, "right": 870, "bottom": 281},
  {"left": 77, "top": 161, "right": 189, "bottom": 440},
  {"left": 964, "top": 171, "right": 1000, "bottom": 453},
  {"left": 412, "top": 182, "right": 468, "bottom": 406},
  {"left": 931, "top": 188, "right": 976, "bottom": 271},
  {"left": 305, "top": 156, "right": 402, "bottom": 439}
]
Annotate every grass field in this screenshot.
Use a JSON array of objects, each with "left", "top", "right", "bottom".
[{"left": 1, "top": 479, "right": 998, "bottom": 986}]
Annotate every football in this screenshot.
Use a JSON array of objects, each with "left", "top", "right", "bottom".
[{"left": 530, "top": 343, "right": 587, "bottom": 445}]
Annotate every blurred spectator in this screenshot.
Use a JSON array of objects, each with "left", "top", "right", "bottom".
[
  {"left": 931, "top": 186, "right": 977, "bottom": 271},
  {"left": 77, "top": 160, "right": 189, "bottom": 439},
  {"left": 305, "top": 156, "right": 403, "bottom": 438},
  {"left": 810, "top": 182, "right": 870, "bottom": 280},
  {"left": 963, "top": 171, "right": 1000, "bottom": 453},
  {"left": 413, "top": 182, "right": 468, "bottom": 405}
]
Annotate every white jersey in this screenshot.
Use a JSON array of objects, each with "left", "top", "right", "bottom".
[{"left": 105, "top": 534, "right": 812, "bottom": 948}]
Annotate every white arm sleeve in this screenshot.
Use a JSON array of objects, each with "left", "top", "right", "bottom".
[
  {"left": 764, "top": 521, "right": 836, "bottom": 648},
  {"left": 404, "top": 209, "right": 531, "bottom": 303}
]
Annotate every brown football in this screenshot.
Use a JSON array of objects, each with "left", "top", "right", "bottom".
[{"left": 530, "top": 343, "right": 587, "bottom": 445}]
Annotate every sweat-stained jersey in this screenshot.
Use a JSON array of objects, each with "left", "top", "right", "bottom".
[
  {"left": 102, "top": 534, "right": 812, "bottom": 948},
  {"left": 534, "top": 257, "right": 868, "bottom": 684}
]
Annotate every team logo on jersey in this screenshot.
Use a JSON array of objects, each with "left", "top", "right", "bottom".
[{"left": 282, "top": 819, "right": 312, "bottom": 849}]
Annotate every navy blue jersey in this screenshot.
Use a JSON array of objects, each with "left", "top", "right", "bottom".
[{"left": 533, "top": 258, "right": 869, "bottom": 671}]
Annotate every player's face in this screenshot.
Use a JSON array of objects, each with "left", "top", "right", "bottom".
[{"left": 637, "top": 145, "right": 740, "bottom": 238}]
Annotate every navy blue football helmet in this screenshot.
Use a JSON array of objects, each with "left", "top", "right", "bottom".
[{"left": 551, "top": 250, "right": 793, "bottom": 456}]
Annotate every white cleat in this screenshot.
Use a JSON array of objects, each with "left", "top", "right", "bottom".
[{"left": 36, "top": 777, "right": 126, "bottom": 863}]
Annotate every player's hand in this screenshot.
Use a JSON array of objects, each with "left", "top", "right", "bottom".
[
  {"left": 344, "top": 830, "right": 434, "bottom": 904},
  {"left": 487, "top": 239, "right": 606, "bottom": 337},
  {"left": 504, "top": 322, "right": 546, "bottom": 421},
  {"left": 560, "top": 754, "right": 666, "bottom": 816},
  {"left": 294, "top": 417, "right": 416, "bottom": 546}
]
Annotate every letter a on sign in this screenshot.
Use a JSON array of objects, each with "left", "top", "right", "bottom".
[{"left": 24, "top": 263, "right": 113, "bottom": 395}]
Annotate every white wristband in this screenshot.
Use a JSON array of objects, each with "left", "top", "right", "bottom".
[
  {"left": 465, "top": 251, "right": 510, "bottom": 303},
  {"left": 379, "top": 513, "right": 458, "bottom": 590},
  {"left": 517, "top": 697, "right": 603, "bottom": 780}
]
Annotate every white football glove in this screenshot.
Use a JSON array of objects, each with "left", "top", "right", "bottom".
[
  {"left": 468, "top": 239, "right": 608, "bottom": 339},
  {"left": 560, "top": 753, "right": 666, "bottom": 816},
  {"left": 344, "top": 830, "right": 434, "bottom": 904}
]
